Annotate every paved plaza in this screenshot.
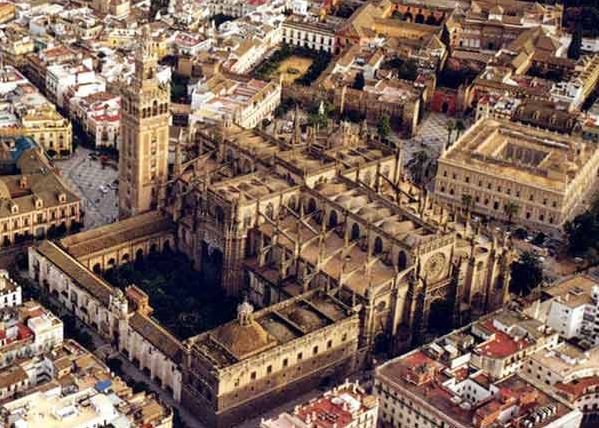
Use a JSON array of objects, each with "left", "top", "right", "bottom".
[
  {"left": 394, "top": 112, "right": 465, "bottom": 166},
  {"left": 55, "top": 147, "right": 119, "bottom": 230}
]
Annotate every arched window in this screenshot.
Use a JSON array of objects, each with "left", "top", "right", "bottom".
[
  {"left": 265, "top": 203, "right": 274, "bottom": 219},
  {"left": 328, "top": 210, "right": 338, "bottom": 228},
  {"left": 307, "top": 198, "right": 317, "bottom": 213},
  {"left": 215, "top": 206, "right": 225, "bottom": 223},
  {"left": 351, "top": 223, "right": 361, "bottom": 240},
  {"left": 398, "top": 251, "right": 408, "bottom": 270},
  {"left": 287, "top": 195, "right": 298, "bottom": 212},
  {"left": 373, "top": 237, "right": 384, "bottom": 255},
  {"left": 226, "top": 149, "right": 235, "bottom": 163}
]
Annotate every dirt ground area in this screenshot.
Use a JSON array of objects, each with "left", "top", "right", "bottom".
[{"left": 273, "top": 56, "right": 313, "bottom": 84}]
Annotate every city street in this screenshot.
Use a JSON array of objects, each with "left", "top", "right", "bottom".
[
  {"left": 22, "top": 267, "right": 207, "bottom": 428},
  {"left": 236, "top": 370, "right": 374, "bottom": 427},
  {"left": 55, "top": 147, "right": 119, "bottom": 230}
]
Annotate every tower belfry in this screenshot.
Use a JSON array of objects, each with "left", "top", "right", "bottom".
[{"left": 118, "top": 25, "right": 171, "bottom": 219}]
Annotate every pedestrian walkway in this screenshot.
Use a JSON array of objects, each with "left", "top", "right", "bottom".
[{"left": 55, "top": 147, "right": 118, "bottom": 230}]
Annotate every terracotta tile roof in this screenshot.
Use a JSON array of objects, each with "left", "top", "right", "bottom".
[
  {"left": 555, "top": 376, "right": 599, "bottom": 401},
  {"left": 60, "top": 211, "right": 175, "bottom": 258},
  {"left": 0, "top": 148, "right": 79, "bottom": 218},
  {"left": 475, "top": 320, "right": 530, "bottom": 359},
  {"left": 129, "top": 312, "right": 183, "bottom": 363},
  {"left": 36, "top": 240, "right": 113, "bottom": 306},
  {"left": 0, "top": 365, "right": 28, "bottom": 389}
]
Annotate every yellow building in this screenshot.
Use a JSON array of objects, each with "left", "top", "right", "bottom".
[
  {"left": 21, "top": 109, "right": 73, "bottom": 158},
  {"left": 91, "top": 0, "right": 130, "bottom": 18},
  {"left": 0, "top": 2, "right": 15, "bottom": 24},
  {"left": 0, "top": 24, "right": 35, "bottom": 68},
  {"left": 434, "top": 118, "right": 599, "bottom": 230},
  {"left": 0, "top": 138, "right": 81, "bottom": 245}
]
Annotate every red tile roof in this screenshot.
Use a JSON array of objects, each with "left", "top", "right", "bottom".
[{"left": 476, "top": 320, "right": 530, "bottom": 359}]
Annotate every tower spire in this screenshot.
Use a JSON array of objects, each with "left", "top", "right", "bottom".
[
  {"left": 293, "top": 104, "right": 301, "bottom": 145},
  {"left": 118, "top": 23, "right": 171, "bottom": 219},
  {"left": 175, "top": 128, "right": 184, "bottom": 176}
]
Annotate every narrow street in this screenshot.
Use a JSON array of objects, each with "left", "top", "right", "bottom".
[
  {"left": 22, "top": 270, "right": 205, "bottom": 428},
  {"left": 109, "top": 352, "right": 206, "bottom": 428}
]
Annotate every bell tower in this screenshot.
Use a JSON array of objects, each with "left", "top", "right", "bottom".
[{"left": 118, "top": 26, "right": 170, "bottom": 219}]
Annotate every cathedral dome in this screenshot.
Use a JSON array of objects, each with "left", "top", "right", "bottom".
[
  {"left": 215, "top": 322, "right": 275, "bottom": 359},
  {"left": 213, "top": 301, "right": 275, "bottom": 359}
]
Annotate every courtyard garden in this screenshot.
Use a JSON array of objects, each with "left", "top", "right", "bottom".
[
  {"left": 254, "top": 44, "right": 332, "bottom": 86},
  {"left": 103, "top": 251, "right": 237, "bottom": 339},
  {"left": 275, "top": 56, "right": 314, "bottom": 84}
]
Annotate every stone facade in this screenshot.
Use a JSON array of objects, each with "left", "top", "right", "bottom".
[
  {"left": 28, "top": 106, "right": 514, "bottom": 428},
  {"left": 282, "top": 20, "right": 337, "bottom": 53},
  {"left": 119, "top": 27, "right": 171, "bottom": 219},
  {"left": 175, "top": 120, "right": 513, "bottom": 358},
  {"left": 434, "top": 118, "right": 599, "bottom": 231},
  {"left": 59, "top": 210, "right": 176, "bottom": 273},
  {"left": 182, "top": 294, "right": 359, "bottom": 427},
  {"left": 28, "top": 239, "right": 184, "bottom": 403},
  {"left": 0, "top": 139, "right": 81, "bottom": 245}
]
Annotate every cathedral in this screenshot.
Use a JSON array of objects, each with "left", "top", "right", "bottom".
[
  {"left": 30, "top": 29, "right": 514, "bottom": 427},
  {"left": 166, "top": 114, "right": 514, "bottom": 356}
]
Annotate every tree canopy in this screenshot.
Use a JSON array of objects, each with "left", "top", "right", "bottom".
[
  {"left": 352, "top": 72, "right": 366, "bottom": 90},
  {"left": 568, "top": 22, "right": 583, "bottom": 60},
  {"left": 564, "top": 193, "right": 599, "bottom": 263},
  {"left": 103, "top": 252, "right": 237, "bottom": 339},
  {"left": 407, "top": 149, "right": 436, "bottom": 186},
  {"left": 377, "top": 115, "right": 391, "bottom": 139},
  {"left": 510, "top": 251, "right": 543, "bottom": 296}
]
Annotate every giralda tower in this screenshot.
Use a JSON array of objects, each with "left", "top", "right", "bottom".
[{"left": 118, "top": 26, "right": 170, "bottom": 218}]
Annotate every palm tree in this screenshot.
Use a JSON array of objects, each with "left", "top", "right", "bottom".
[
  {"left": 504, "top": 201, "right": 520, "bottom": 224},
  {"left": 407, "top": 150, "right": 431, "bottom": 185},
  {"left": 461, "top": 194, "right": 474, "bottom": 216},
  {"left": 455, "top": 120, "right": 466, "bottom": 139},
  {"left": 446, "top": 120, "right": 455, "bottom": 148}
]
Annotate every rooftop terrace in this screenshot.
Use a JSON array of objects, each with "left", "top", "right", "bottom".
[{"left": 441, "top": 118, "right": 598, "bottom": 192}]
